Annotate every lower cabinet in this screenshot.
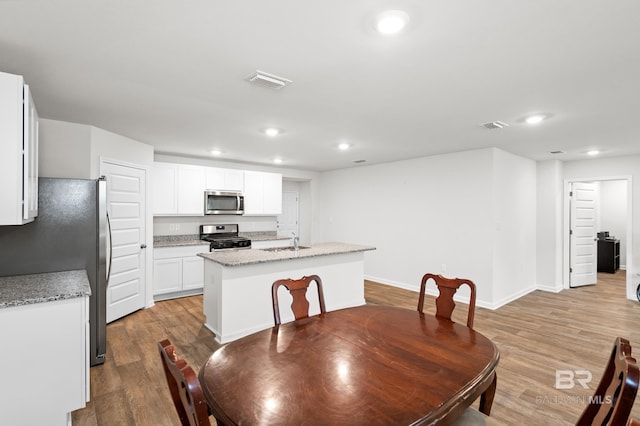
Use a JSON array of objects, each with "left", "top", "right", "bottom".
[
  {"left": 153, "top": 245, "right": 209, "bottom": 299},
  {"left": 0, "top": 296, "right": 89, "bottom": 425}
]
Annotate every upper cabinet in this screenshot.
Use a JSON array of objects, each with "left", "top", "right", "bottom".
[
  {"left": 244, "top": 171, "right": 282, "bottom": 216},
  {"left": 152, "top": 162, "right": 282, "bottom": 217},
  {"left": 152, "top": 163, "right": 178, "bottom": 214},
  {"left": 177, "top": 165, "right": 206, "bottom": 215},
  {"left": 205, "top": 167, "right": 244, "bottom": 192},
  {"left": 0, "top": 71, "right": 39, "bottom": 225},
  {"left": 152, "top": 163, "right": 205, "bottom": 216}
]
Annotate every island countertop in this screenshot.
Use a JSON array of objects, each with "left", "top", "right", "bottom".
[
  {"left": 0, "top": 270, "right": 91, "bottom": 309},
  {"left": 198, "top": 242, "right": 375, "bottom": 267}
]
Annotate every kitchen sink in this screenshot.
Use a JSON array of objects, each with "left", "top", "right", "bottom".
[{"left": 261, "top": 246, "right": 310, "bottom": 252}]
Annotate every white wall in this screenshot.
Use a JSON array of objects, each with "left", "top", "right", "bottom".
[
  {"left": 90, "top": 126, "right": 154, "bottom": 176},
  {"left": 316, "top": 147, "right": 538, "bottom": 308},
  {"left": 39, "top": 119, "right": 154, "bottom": 179},
  {"left": 492, "top": 149, "right": 537, "bottom": 304},
  {"left": 536, "top": 160, "right": 564, "bottom": 291},
  {"left": 563, "top": 155, "right": 638, "bottom": 299},
  {"left": 39, "top": 119, "right": 91, "bottom": 178},
  {"left": 599, "top": 180, "right": 628, "bottom": 269}
]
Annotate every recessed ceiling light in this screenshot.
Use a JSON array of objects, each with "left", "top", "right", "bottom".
[
  {"left": 263, "top": 128, "right": 280, "bottom": 137},
  {"left": 338, "top": 143, "right": 351, "bottom": 150},
  {"left": 273, "top": 158, "right": 283, "bottom": 164},
  {"left": 375, "top": 10, "right": 409, "bottom": 35},
  {"left": 587, "top": 150, "right": 600, "bottom": 156},
  {"left": 525, "top": 114, "right": 546, "bottom": 125},
  {"left": 210, "top": 149, "right": 221, "bottom": 156}
]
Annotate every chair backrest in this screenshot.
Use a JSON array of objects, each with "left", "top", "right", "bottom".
[
  {"left": 272, "top": 274, "right": 326, "bottom": 326},
  {"left": 576, "top": 337, "right": 639, "bottom": 426},
  {"left": 158, "top": 339, "right": 211, "bottom": 426},
  {"left": 417, "top": 273, "right": 477, "bottom": 328}
]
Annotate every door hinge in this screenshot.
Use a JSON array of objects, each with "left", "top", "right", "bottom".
[
  {"left": 569, "top": 229, "right": 573, "bottom": 235},
  {"left": 570, "top": 267, "right": 573, "bottom": 273},
  {"left": 569, "top": 191, "right": 573, "bottom": 197}
]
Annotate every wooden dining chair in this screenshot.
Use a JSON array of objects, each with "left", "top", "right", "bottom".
[
  {"left": 418, "top": 273, "right": 496, "bottom": 417},
  {"left": 158, "top": 339, "right": 211, "bottom": 426},
  {"left": 417, "top": 273, "right": 477, "bottom": 329},
  {"left": 271, "top": 274, "right": 326, "bottom": 326},
  {"left": 576, "top": 336, "right": 639, "bottom": 426}
]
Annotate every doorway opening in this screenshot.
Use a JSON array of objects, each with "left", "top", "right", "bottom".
[{"left": 564, "top": 176, "right": 633, "bottom": 298}]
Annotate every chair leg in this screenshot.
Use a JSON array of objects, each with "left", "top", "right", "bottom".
[{"left": 479, "top": 373, "right": 497, "bottom": 415}]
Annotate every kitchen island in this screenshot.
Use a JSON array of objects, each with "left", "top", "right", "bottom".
[{"left": 199, "top": 242, "right": 375, "bottom": 343}]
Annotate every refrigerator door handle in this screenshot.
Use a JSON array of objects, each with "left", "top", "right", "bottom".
[{"left": 106, "top": 211, "right": 113, "bottom": 281}]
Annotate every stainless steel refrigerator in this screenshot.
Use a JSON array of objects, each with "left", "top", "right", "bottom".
[{"left": 0, "top": 177, "right": 110, "bottom": 366}]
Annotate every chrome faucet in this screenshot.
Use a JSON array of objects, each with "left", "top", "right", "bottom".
[{"left": 292, "top": 232, "right": 299, "bottom": 250}]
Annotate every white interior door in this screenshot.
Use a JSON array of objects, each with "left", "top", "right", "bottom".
[
  {"left": 570, "top": 182, "right": 598, "bottom": 287},
  {"left": 102, "top": 160, "right": 147, "bottom": 322},
  {"left": 277, "top": 191, "right": 299, "bottom": 237}
]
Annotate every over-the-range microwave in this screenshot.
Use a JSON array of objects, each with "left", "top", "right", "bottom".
[{"left": 204, "top": 190, "right": 244, "bottom": 215}]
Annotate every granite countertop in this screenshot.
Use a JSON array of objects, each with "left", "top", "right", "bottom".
[
  {"left": 153, "top": 232, "right": 290, "bottom": 247},
  {"left": 239, "top": 232, "right": 290, "bottom": 242},
  {"left": 198, "top": 242, "right": 376, "bottom": 267},
  {"left": 0, "top": 270, "right": 92, "bottom": 309},
  {"left": 154, "top": 234, "right": 210, "bottom": 248}
]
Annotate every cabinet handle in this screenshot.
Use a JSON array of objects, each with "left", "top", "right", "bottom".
[{"left": 141, "top": 244, "right": 147, "bottom": 249}]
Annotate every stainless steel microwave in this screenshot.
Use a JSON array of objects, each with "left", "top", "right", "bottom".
[{"left": 204, "top": 190, "right": 244, "bottom": 215}]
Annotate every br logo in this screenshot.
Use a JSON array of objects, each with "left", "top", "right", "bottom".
[{"left": 555, "top": 370, "right": 593, "bottom": 389}]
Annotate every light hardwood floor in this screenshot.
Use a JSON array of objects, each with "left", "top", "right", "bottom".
[{"left": 73, "top": 271, "right": 640, "bottom": 425}]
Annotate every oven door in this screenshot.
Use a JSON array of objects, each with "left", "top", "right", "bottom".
[{"left": 205, "top": 191, "right": 244, "bottom": 215}]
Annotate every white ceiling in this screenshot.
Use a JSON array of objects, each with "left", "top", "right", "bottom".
[{"left": 1, "top": 0, "right": 639, "bottom": 172}]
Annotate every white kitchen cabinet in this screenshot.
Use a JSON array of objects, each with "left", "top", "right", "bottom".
[
  {"left": 152, "top": 162, "right": 205, "bottom": 216},
  {"left": 182, "top": 256, "right": 205, "bottom": 290},
  {"left": 0, "top": 296, "right": 89, "bottom": 425},
  {"left": 153, "top": 257, "right": 183, "bottom": 294},
  {"left": 153, "top": 245, "right": 208, "bottom": 298},
  {"left": 0, "top": 71, "right": 39, "bottom": 225},
  {"left": 152, "top": 162, "right": 178, "bottom": 215},
  {"left": 262, "top": 172, "right": 283, "bottom": 214},
  {"left": 205, "top": 167, "right": 244, "bottom": 192},
  {"left": 177, "top": 164, "right": 206, "bottom": 215},
  {"left": 243, "top": 171, "right": 282, "bottom": 216}
]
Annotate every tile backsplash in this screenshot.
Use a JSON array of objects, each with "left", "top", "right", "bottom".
[{"left": 153, "top": 215, "right": 277, "bottom": 236}]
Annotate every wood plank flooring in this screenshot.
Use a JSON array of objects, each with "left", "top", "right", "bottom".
[{"left": 73, "top": 271, "right": 640, "bottom": 425}]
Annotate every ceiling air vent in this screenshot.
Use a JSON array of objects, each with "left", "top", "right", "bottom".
[
  {"left": 353, "top": 160, "right": 367, "bottom": 164},
  {"left": 246, "top": 70, "right": 292, "bottom": 90},
  {"left": 549, "top": 150, "right": 565, "bottom": 154},
  {"left": 481, "top": 121, "right": 509, "bottom": 130}
]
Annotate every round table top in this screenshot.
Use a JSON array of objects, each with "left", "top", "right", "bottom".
[{"left": 199, "top": 304, "right": 499, "bottom": 425}]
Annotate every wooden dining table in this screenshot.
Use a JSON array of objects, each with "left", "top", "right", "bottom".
[{"left": 199, "top": 304, "right": 499, "bottom": 426}]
